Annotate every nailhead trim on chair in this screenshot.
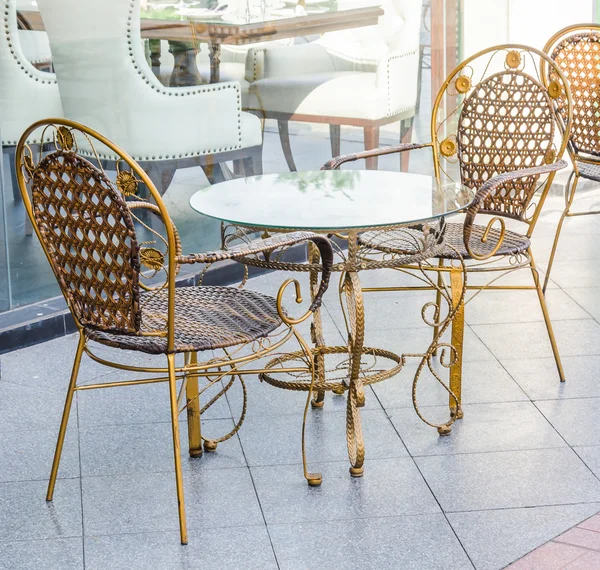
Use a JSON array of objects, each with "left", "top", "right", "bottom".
[
  {"left": 3, "top": 0, "right": 58, "bottom": 144},
  {"left": 386, "top": 48, "right": 416, "bottom": 118},
  {"left": 81, "top": 0, "right": 243, "bottom": 162}
]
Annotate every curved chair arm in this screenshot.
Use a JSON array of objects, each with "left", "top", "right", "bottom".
[
  {"left": 178, "top": 232, "right": 334, "bottom": 312},
  {"left": 463, "top": 159, "right": 568, "bottom": 260},
  {"left": 321, "top": 142, "right": 431, "bottom": 170},
  {"left": 246, "top": 43, "right": 339, "bottom": 81}
]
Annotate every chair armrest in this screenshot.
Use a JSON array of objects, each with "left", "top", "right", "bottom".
[
  {"left": 321, "top": 142, "right": 431, "bottom": 170},
  {"left": 178, "top": 231, "right": 334, "bottom": 312},
  {"left": 463, "top": 160, "right": 568, "bottom": 260},
  {"left": 377, "top": 48, "right": 419, "bottom": 117},
  {"left": 246, "top": 43, "right": 335, "bottom": 81}
]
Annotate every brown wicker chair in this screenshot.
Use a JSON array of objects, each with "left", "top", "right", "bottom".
[
  {"left": 542, "top": 24, "right": 600, "bottom": 292},
  {"left": 15, "top": 119, "right": 333, "bottom": 545},
  {"left": 322, "top": 45, "right": 573, "bottom": 417}
]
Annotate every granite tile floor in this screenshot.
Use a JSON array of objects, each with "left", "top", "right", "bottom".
[{"left": 4, "top": 189, "right": 600, "bottom": 569}]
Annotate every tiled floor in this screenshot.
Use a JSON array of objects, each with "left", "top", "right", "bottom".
[
  {"left": 508, "top": 513, "right": 600, "bottom": 569},
  {"left": 3, "top": 194, "right": 600, "bottom": 568}
]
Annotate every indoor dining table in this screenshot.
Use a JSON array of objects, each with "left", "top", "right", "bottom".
[
  {"left": 190, "top": 169, "right": 474, "bottom": 478},
  {"left": 18, "top": 3, "right": 384, "bottom": 83}
]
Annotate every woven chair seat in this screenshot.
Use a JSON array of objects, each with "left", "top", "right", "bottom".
[
  {"left": 578, "top": 161, "right": 600, "bottom": 183},
  {"left": 360, "top": 222, "right": 530, "bottom": 260},
  {"left": 86, "top": 286, "right": 283, "bottom": 355}
]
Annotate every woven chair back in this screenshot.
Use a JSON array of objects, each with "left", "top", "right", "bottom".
[
  {"left": 430, "top": 45, "right": 572, "bottom": 225},
  {"left": 544, "top": 25, "right": 600, "bottom": 159},
  {"left": 16, "top": 120, "right": 178, "bottom": 340}
]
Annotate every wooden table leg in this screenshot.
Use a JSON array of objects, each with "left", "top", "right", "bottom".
[{"left": 208, "top": 42, "right": 222, "bottom": 84}]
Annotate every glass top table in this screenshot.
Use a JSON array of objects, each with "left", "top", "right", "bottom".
[
  {"left": 189, "top": 170, "right": 474, "bottom": 478},
  {"left": 189, "top": 170, "right": 474, "bottom": 231}
]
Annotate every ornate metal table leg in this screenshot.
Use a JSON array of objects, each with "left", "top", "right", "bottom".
[
  {"left": 208, "top": 42, "right": 222, "bottom": 84},
  {"left": 449, "top": 265, "right": 464, "bottom": 420},
  {"left": 344, "top": 232, "right": 366, "bottom": 476},
  {"left": 186, "top": 352, "right": 203, "bottom": 458},
  {"left": 308, "top": 241, "right": 327, "bottom": 408}
]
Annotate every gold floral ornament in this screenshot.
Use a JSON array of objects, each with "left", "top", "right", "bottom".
[
  {"left": 455, "top": 75, "right": 471, "bottom": 94},
  {"left": 116, "top": 170, "right": 139, "bottom": 196},
  {"left": 548, "top": 80, "right": 562, "bottom": 99},
  {"left": 140, "top": 247, "right": 164, "bottom": 271},
  {"left": 440, "top": 137, "right": 457, "bottom": 157},
  {"left": 506, "top": 50, "right": 522, "bottom": 69},
  {"left": 56, "top": 126, "right": 74, "bottom": 150}
]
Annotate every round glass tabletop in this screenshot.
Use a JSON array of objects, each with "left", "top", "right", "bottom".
[{"left": 189, "top": 171, "right": 474, "bottom": 231}]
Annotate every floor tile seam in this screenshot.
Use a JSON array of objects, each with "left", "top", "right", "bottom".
[
  {"left": 245, "top": 452, "right": 416, "bottom": 469},
  {"left": 79, "top": 522, "right": 270, "bottom": 540},
  {"left": 560, "top": 287, "right": 598, "bottom": 321},
  {"left": 469, "top": 317, "right": 596, "bottom": 331},
  {"left": 0, "top": 534, "right": 84, "bottom": 545},
  {"left": 0, "top": 475, "right": 81, "bottom": 485},
  {"left": 571, "top": 446, "right": 600, "bottom": 486},
  {"left": 552, "top": 536, "right": 600, "bottom": 553},
  {"left": 0, "top": 378, "right": 71, "bottom": 392},
  {"left": 76, "top": 417, "right": 234, "bottom": 429},
  {"left": 232, "top": 422, "right": 281, "bottom": 570},
  {"left": 384, "top": 399, "right": 548, "bottom": 412},
  {"left": 79, "top": 464, "right": 252, "bottom": 481},
  {"left": 406, "top": 442, "right": 570, "bottom": 459},
  {"left": 77, "top": 417, "right": 235, "bottom": 431},
  {"left": 444, "top": 501, "right": 600, "bottom": 515},
  {"left": 533, "top": 396, "right": 600, "bottom": 403},
  {"left": 373, "top": 387, "right": 477, "bottom": 570},
  {"left": 74, "top": 384, "right": 86, "bottom": 570},
  {"left": 264, "top": 511, "right": 479, "bottom": 530}
]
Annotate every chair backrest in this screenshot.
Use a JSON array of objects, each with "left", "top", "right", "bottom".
[
  {"left": 36, "top": 0, "right": 167, "bottom": 156},
  {"left": 16, "top": 119, "right": 180, "bottom": 346},
  {"left": 0, "top": 0, "right": 62, "bottom": 145},
  {"left": 429, "top": 45, "right": 572, "bottom": 230},
  {"left": 543, "top": 24, "right": 600, "bottom": 159},
  {"left": 319, "top": 0, "right": 422, "bottom": 68}
]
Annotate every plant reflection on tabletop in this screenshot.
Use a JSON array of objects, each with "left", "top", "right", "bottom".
[
  {"left": 273, "top": 171, "right": 360, "bottom": 200},
  {"left": 432, "top": 180, "right": 472, "bottom": 217}
]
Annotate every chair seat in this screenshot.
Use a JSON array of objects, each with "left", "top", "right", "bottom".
[
  {"left": 359, "top": 222, "right": 531, "bottom": 260},
  {"left": 248, "top": 72, "right": 405, "bottom": 121},
  {"left": 86, "top": 286, "right": 282, "bottom": 355},
  {"left": 578, "top": 160, "right": 600, "bottom": 183}
]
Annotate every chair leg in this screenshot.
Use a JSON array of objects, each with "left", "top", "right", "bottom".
[
  {"left": 432, "top": 259, "right": 444, "bottom": 352},
  {"left": 7, "top": 147, "right": 21, "bottom": 203},
  {"left": 202, "top": 161, "right": 228, "bottom": 184},
  {"left": 146, "top": 163, "right": 176, "bottom": 196},
  {"left": 167, "top": 353, "right": 188, "bottom": 545},
  {"left": 329, "top": 124, "right": 341, "bottom": 158},
  {"left": 543, "top": 172, "right": 579, "bottom": 293},
  {"left": 400, "top": 119, "right": 414, "bottom": 172},
  {"left": 448, "top": 266, "right": 464, "bottom": 420},
  {"left": 363, "top": 126, "right": 380, "bottom": 170},
  {"left": 186, "top": 352, "right": 203, "bottom": 458},
  {"left": 278, "top": 120, "right": 297, "bottom": 172},
  {"left": 47, "top": 333, "right": 85, "bottom": 501},
  {"left": 529, "top": 249, "right": 566, "bottom": 382}
]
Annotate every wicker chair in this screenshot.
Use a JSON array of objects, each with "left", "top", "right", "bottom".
[
  {"left": 322, "top": 45, "right": 573, "bottom": 416},
  {"left": 542, "top": 25, "right": 600, "bottom": 292},
  {"left": 15, "top": 118, "right": 333, "bottom": 545}
]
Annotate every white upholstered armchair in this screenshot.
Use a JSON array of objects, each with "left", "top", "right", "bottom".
[
  {"left": 246, "top": 0, "right": 422, "bottom": 170},
  {"left": 36, "top": 0, "right": 263, "bottom": 190},
  {"left": 1, "top": 0, "right": 62, "bottom": 203}
]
